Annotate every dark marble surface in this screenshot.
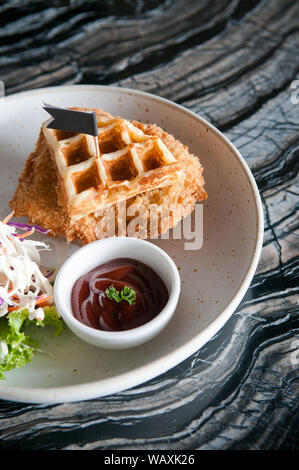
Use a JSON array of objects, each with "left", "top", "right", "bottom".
[{"left": 0, "top": 0, "right": 298, "bottom": 450}]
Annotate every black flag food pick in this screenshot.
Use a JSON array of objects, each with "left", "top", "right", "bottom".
[{"left": 43, "top": 103, "right": 98, "bottom": 137}]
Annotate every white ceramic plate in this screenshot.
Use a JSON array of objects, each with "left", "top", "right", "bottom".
[{"left": 0, "top": 85, "right": 263, "bottom": 403}]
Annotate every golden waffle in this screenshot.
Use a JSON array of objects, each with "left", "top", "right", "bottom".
[{"left": 42, "top": 111, "right": 184, "bottom": 220}]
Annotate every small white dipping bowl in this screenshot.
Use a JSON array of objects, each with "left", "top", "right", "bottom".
[{"left": 54, "top": 237, "right": 180, "bottom": 349}]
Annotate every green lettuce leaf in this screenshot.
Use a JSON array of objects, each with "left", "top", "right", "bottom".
[{"left": 0, "top": 306, "right": 63, "bottom": 380}]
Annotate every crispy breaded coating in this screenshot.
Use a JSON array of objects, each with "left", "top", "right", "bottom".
[{"left": 10, "top": 113, "right": 207, "bottom": 244}]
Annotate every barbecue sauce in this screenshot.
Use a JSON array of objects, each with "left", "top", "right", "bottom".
[{"left": 71, "top": 258, "right": 169, "bottom": 331}]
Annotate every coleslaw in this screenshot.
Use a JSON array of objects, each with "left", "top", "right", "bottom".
[{"left": 0, "top": 212, "right": 63, "bottom": 379}]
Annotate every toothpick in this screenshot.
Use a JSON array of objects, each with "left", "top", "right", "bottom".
[{"left": 94, "top": 135, "right": 100, "bottom": 159}]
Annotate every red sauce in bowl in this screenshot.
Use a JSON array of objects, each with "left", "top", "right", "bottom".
[{"left": 71, "top": 258, "right": 169, "bottom": 332}]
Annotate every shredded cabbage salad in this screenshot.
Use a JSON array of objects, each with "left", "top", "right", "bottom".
[{"left": 0, "top": 212, "right": 63, "bottom": 379}]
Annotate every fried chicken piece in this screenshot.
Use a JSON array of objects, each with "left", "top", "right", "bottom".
[{"left": 10, "top": 115, "right": 207, "bottom": 244}]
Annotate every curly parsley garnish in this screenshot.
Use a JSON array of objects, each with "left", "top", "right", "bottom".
[{"left": 105, "top": 285, "right": 136, "bottom": 306}]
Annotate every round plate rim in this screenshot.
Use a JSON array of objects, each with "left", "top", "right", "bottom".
[{"left": 0, "top": 85, "right": 264, "bottom": 403}]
